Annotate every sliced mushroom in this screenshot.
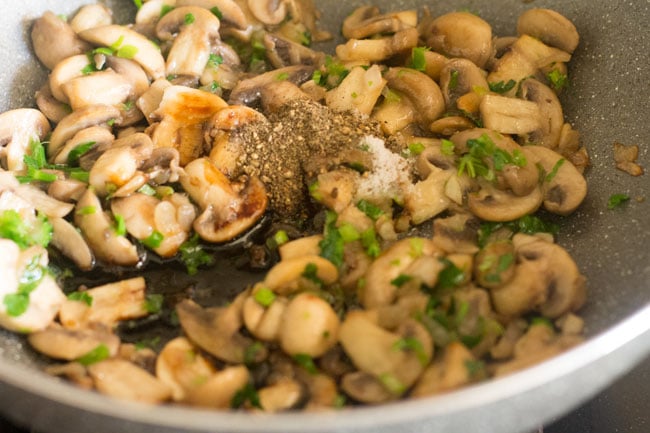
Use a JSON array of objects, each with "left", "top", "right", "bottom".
[
  {"left": 176, "top": 0, "right": 248, "bottom": 29},
  {"left": 517, "top": 9, "right": 579, "bottom": 54},
  {"left": 473, "top": 239, "right": 516, "bottom": 289},
  {"left": 49, "top": 217, "right": 95, "bottom": 271},
  {"left": 78, "top": 25, "right": 166, "bottom": 80},
  {"left": 279, "top": 292, "right": 340, "bottom": 358},
  {"left": 361, "top": 238, "right": 438, "bottom": 308},
  {"left": 325, "top": 65, "right": 386, "bottom": 116},
  {"left": 35, "top": 84, "right": 71, "bottom": 124},
  {"left": 422, "top": 12, "right": 493, "bottom": 69},
  {"left": 342, "top": 6, "right": 417, "bottom": 40},
  {"left": 518, "top": 78, "right": 564, "bottom": 148},
  {"left": 156, "top": 7, "right": 222, "bottom": 79},
  {"left": 490, "top": 234, "right": 586, "bottom": 318},
  {"left": 69, "top": 4, "right": 114, "bottom": 33},
  {"left": 432, "top": 213, "right": 480, "bottom": 255},
  {"left": 259, "top": 80, "right": 311, "bottom": 113},
  {"left": 184, "top": 365, "right": 251, "bottom": 408},
  {"left": 155, "top": 337, "right": 216, "bottom": 401},
  {"left": 228, "top": 65, "right": 315, "bottom": 107},
  {"left": 405, "top": 167, "right": 453, "bottom": 225},
  {"left": 263, "top": 33, "right": 325, "bottom": 68},
  {"left": 339, "top": 312, "right": 432, "bottom": 396},
  {"left": 0, "top": 109, "right": 51, "bottom": 172},
  {"left": 0, "top": 241, "right": 66, "bottom": 333},
  {"left": 243, "top": 289, "right": 288, "bottom": 341},
  {"left": 88, "top": 359, "right": 172, "bottom": 404},
  {"left": 47, "top": 179, "right": 87, "bottom": 203},
  {"left": 62, "top": 69, "right": 134, "bottom": 111},
  {"left": 258, "top": 378, "right": 304, "bottom": 412},
  {"left": 521, "top": 145, "right": 587, "bottom": 215},
  {"left": 28, "top": 324, "right": 119, "bottom": 361},
  {"left": 105, "top": 57, "right": 151, "bottom": 99},
  {"left": 248, "top": 0, "right": 287, "bottom": 25},
  {"left": 13, "top": 183, "right": 75, "bottom": 218},
  {"left": 176, "top": 297, "right": 267, "bottom": 364},
  {"left": 480, "top": 94, "right": 541, "bottom": 135},
  {"left": 468, "top": 182, "right": 543, "bottom": 222},
  {"left": 384, "top": 67, "right": 445, "bottom": 127},
  {"left": 58, "top": 277, "right": 148, "bottom": 329},
  {"left": 31, "top": 12, "right": 92, "bottom": 70},
  {"left": 180, "top": 158, "right": 267, "bottom": 242},
  {"left": 336, "top": 27, "right": 419, "bottom": 62},
  {"left": 439, "top": 58, "right": 489, "bottom": 110},
  {"left": 53, "top": 125, "right": 115, "bottom": 166},
  {"left": 263, "top": 255, "right": 339, "bottom": 295},
  {"left": 73, "top": 188, "right": 140, "bottom": 267},
  {"left": 411, "top": 342, "right": 477, "bottom": 397},
  {"left": 48, "top": 104, "right": 122, "bottom": 160},
  {"left": 342, "top": 371, "right": 394, "bottom": 404}
]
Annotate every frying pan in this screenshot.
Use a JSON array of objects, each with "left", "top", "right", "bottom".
[{"left": 0, "top": 1, "right": 648, "bottom": 432}]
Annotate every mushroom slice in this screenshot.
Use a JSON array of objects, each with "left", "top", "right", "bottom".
[
  {"left": 258, "top": 378, "right": 304, "bottom": 412},
  {"left": 336, "top": 27, "right": 419, "bottom": 62},
  {"left": 28, "top": 324, "right": 119, "bottom": 361},
  {"left": 105, "top": 56, "right": 150, "bottom": 98},
  {"left": 263, "top": 255, "right": 339, "bottom": 295},
  {"left": 405, "top": 167, "right": 452, "bottom": 225},
  {"left": 155, "top": 337, "right": 216, "bottom": 401},
  {"left": 339, "top": 312, "right": 431, "bottom": 396},
  {"left": 184, "top": 366, "right": 250, "bottom": 408},
  {"left": 13, "top": 184, "right": 74, "bottom": 219},
  {"left": 432, "top": 213, "right": 480, "bottom": 255},
  {"left": 325, "top": 65, "right": 386, "bottom": 116},
  {"left": 422, "top": 12, "right": 493, "bottom": 69},
  {"left": 0, "top": 109, "right": 51, "bottom": 172},
  {"left": 53, "top": 126, "right": 115, "bottom": 166},
  {"left": 480, "top": 94, "right": 541, "bottom": 135},
  {"left": 180, "top": 158, "right": 267, "bottom": 243},
  {"left": 490, "top": 234, "right": 586, "bottom": 318},
  {"left": 48, "top": 105, "right": 122, "bottom": 160},
  {"left": 342, "top": 6, "right": 417, "bottom": 40},
  {"left": 73, "top": 188, "right": 140, "bottom": 267},
  {"left": 411, "top": 342, "right": 478, "bottom": 397},
  {"left": 517, "top": 8, "right": 579, "bottom": 54},
  {"left": 49, "top": 217, "right": 95, "bottom": 271},
  {"left": 88, "top": 133, "right": 153, "bottom": 197},
  {"left": 176, "top": 0, "right": 248, "bottom": 29},
  {"left": 31, "top": 11, "right": 92, "bottom": 70},
  {"left": 362, "top": 237, "right": 440, "bottom": 308},
  {"left": 263, "top": 33, "right": 325, "bottom": 68},
  {"left": 243, "top": 289, "right": 288, "bottom": 341},
  {"left": 248, "top": 0, "right": 287, "bottom": 25},
  {"left": 62, "top": 69, "right": 133, "bottom": 111},
  {"left": 69, "top": 4, "right": 114, "bottom": 33},
  {"left": 88, "top": 359, "right": 172, "bottom": 404},
  {"left": 48, "top": 55, "right": 93, "bottom": 104},
  {"left": 47, "top": 179, "right": 86, "bottom": 203},
  {"left": 342, "top": 371, "right": 394, "bottom": 404},
  {"left": 439, "top": 59, "right": 489, "bottom": 111},
  {"left": 228, "top": 65, "right": 315, "bottom": 107},
  {"left": 151, "top": 86, "right": 228, "bottom": 166},
  {"left": 78, "top": 25, "right": 166, "bottom": 80},
  {"left": 384, "top": 67, "right": 445, "bottom": 127},
  {"left": 518, "top": 78, "right": 564, "bottom": 148},
  {"left": 176, "top": 297, "right": 268, "bottom": 364},
  {"left": 468, "top": 183, "right": 543, "bottom": 222},
  {"left": 0, "top": 241, "right": 66, "bottom": 334},
  {"left": 521, "top": 145, "right": 587, "bottom": 215},
  {"left": 35, "top": 84, "right": 71, "bottom": 124},
  {"left": 156, "top": 7, "right": 222, "bottom": 79},
  {"left": 279, "top": 292, "right": 340, "bottom": 358},
  {"left": 59, "top": 277, "right": 148, "bottom": 329}
]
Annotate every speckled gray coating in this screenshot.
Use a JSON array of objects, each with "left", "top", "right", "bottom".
[{"left": 0, "top": 1, "right": 648, "bottom": 433}]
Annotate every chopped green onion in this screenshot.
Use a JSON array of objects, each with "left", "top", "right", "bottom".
[
  {"left": 184, "top": 13, "right": 195, "bottom": 25},
  {"left": 276, "top": 72, "right": 290, "bottom": 81},
  {"left": 547, "top": 69, "right": 569, "bottom": 91},
  {"left": 302, "top": 263, "right": 323, "bottom": 286},
  {"left": 441, "top": 139, "right": 456, "bottom": 156},
  {"left": 208, "top": 53, "right": 223, "bottom": 68},
  {"left": 273, "top": 230, "right": 289, "bottom": 246},
  {"left": 356, "top": 199, "right": 384, "bottom": 220},
  {"left": 116, "top": 45, "right": 138, "bottom": 59},
  {"left": 113, "top": 214, "right": 126, "bottom": 236},
  {"left": 67, "top": 291, "right": 93, "bottom": 306},
  {"left": 338, "top": 223, "right": 360, "bottom": 243},
  {"left": 67, "top": 141, "right": 95, "bottom": 166},
  {"left": 77, "top": 344, "right": 111, "bottom": 366},
  {"left": 435, "top": 259, "right": 465, "bottom": 291},
  {"left": 160, "top": 4, "right": 174, "bottom": 18},
  {"left": 545, "top": 158, "right": 565, "bottom": 182},
  {"left": 393, "top": 336, "right": 429, "bottom": 366},
  {"left": 378, "top": 373, "right": 406, "bottom": 395},
  {"left": 253, "top": 287, "right": 276, "bottom": 307},
  {"left": 607, "top": 193, "right": 630, "bottom": 209},
  {"left": 231, "top": 383, "right": 261, "bottom": 409},
  {"left": 408, "top": 142, "right": 426, "bottom": 156},
  {"left": 360, "top": 227, "right": 381, "bottom": 258},
  {"left": 293, "top": 353, "right": 318, "bottom": 375},
  {"left": 210, "top": 6, "right": 223, "bottom": 19},
  {"left": 488, "top": 79, "right": 517, "bottom": 94},
  {"left": 137, "top": 184, "right": 157, "bottom": 196},
  {"left": 179, "top": 233, "right": 214, "bottom": 275},
  {"left": 144, "top": 294, "right": 164, "bottom": 314},
  {"left": 142, "top": 231, "right": 164, "bottom": 249},
  {"left": 390, "top": 274, "right": 412, "bottom": 288},
  {"left": 318, "top": 211, "right": 344, "bottom": 267},
  {"left": 409, "top": 46, "right": 429, "bottom": 72}
]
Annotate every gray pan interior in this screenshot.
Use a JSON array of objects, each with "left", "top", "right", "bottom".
[{"left": 0, "top": 1, "right": 649, "bottom": 432}]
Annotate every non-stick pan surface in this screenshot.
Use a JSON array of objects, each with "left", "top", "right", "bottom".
[{"left": 0, "top": 1, "right": 648, "bottom": 433}]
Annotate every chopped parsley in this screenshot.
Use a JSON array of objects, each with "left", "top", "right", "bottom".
[
  {"left": 243, "top": 341, "right": 265, "bottom": 365},
  {"left": 545, "top": 158, "right": 565, "bottom": 182},
  {"left": 360, "top": 227, "right": 381, "bottom": 259},
  {"left": 607, "top": 193, "right": 631, "bottom": 209},
  {"left": 547, "top": 69, "right": 569, "bottom": 91},
  {"left": 210, "top": 6, "right": 223, "bottom": 19},
  {"left": 66, "top": 141, "right": 95, "bottom": 166},
  {"left": 449, "top": 70, "right": 460, "bottom": 90},
  {"left": 3, "top": 256, "right": 46, "bottom": 317},
  {"left": 302, "top": 262, "right": 323, "bottom": 286},
  {"left": 184, "top": 13, "right": 195, "bottom": 25},
  {"left": 441, "top": 139, "right": 456, "bottom": 156},
  {"left": 477, "top": 215, "right": 559, "bottom": 247},
  {"left": 378, "top": 373, "right": 406, "bottom": 395},
  {"left": 318, "top": 211, "right": 344, "bottom": 267},
  {"left": 179, "top": 233, "right": 214, "bottom": 275},
  {"left": 390, "top": 274, "right": 412, "bottom": 288},
  {"left": 435, "top": 259, "right": 465, "bottom": 291},
  {"left": 275, "top": 72, "right": 290, "bottom": 81},
  {"left": 207, "top": 53, "right": 223, "bottom": 68},
  {"left": 457, "top": 133, "right": 527, "bottom": 181}
]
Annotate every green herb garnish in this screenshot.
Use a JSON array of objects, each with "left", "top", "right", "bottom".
[
  {"left": 356, "top": 199, "right": 384, "bottom": 220},
  {"left": 293, "top": 353, "right": 318, "bottom": 375},
  {"left": 409, "top": 46, "right": 429, "bottom": 72},
  {"left": 607, "top": 193, "right": 631, "bottom": 209},
  {"left": 488, "top": 79, "right": 517, "bottom": 94},
  {"left": 319, "top": 211, "right": 344, "bottom": 267},
  {"left": 253, "top": 287, "right": 276, "bottom": 307},
  {"left": 179, "top": 233, "right": 214, "bottom": 275},
  {"left": 393, "top": 336, "right": 429, "bottom": 366},
  {"left": 77, "top": 344, "right": 111, "bottom": 366},
  {"left": 143, "top": 231, "right": 164, "bottom": 249},
  {"left": 67, "top": 291, "right": 93, "bottom": 306},
  {"left": 0, "top": 210, "right": 53, "bottom": 249},
  {"left": 231, "top": 383, "right": 261, "bottom": 409}
]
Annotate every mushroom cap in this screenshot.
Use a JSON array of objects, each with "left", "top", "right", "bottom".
[
  {"left": 28, "top": 324, "right": 119, "bottom": 361},
  {"left": 0, "top": 108, "right": 51, "bottom": 172},
  {"left": 518, "top": 78, "right": 564, "bottom": 149},
  {"left": 517, "top": 8, "right": 579, "bottom": 54},
  {"left": 468, "top": 182, "right": 543, "bottom": 222},
  {"left": 384, "top": 67, "right": 445, "bottom": 126},
  {"left": 69, "top": 4, "right": 114, "bottom": 33},
  {"left": 342, "top": 6, "right": 417, "bottom": 40},
  {"left": 31, "top": 11, "right": 92, "bottom": 70},
  {"left": 176, "top": 0, "right": 248, "bottom": 29},
  {"left": 50, "top": 217, "right": 95, "bottom": 271},
  {"left": 423, "top": 12, "right": 494, "bottom": 69},
  {"left": 247, "top": 0, "right": 288, "bottom": 25},
  {"left": 88, "top": 359, "right": 172, "bottom": 404},
  {"left": 439, "top": 58, "right": 489, "bottom": 110}
]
